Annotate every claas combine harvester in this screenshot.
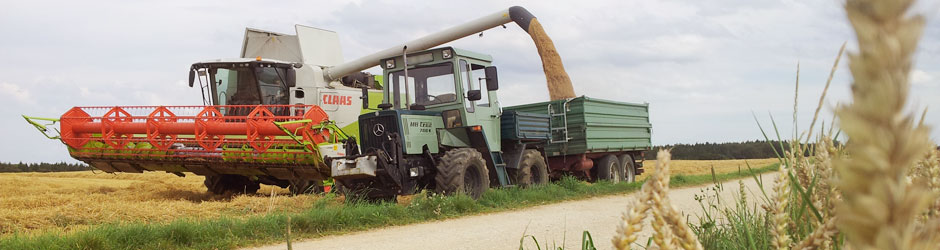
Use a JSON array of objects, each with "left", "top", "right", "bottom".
[{"left": 25, "top": 6, "right": 652, "bottom": 200}]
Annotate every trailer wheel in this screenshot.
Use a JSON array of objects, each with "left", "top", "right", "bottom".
[
  {"left": 617, "top": 154, "right": 636, "bottom": 183},
  {"left": 435, "top": 148, "right": 490, "bottom": 199},
  {"left": 204, "top": 175, "right": 261, "bottom": 195},
  {"left": 288, "top": 179, "right": 323, "bottom": 195},
  {"left": 595, "top": 155, "right": 622, "bottom": 184},
  {"left": 509, "top": 149, "right": 550, "bottom": 187}
]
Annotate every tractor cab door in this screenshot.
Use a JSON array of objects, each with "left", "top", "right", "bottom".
[{"left": 458, "top": 59, "right": 501, "bottom": 150}]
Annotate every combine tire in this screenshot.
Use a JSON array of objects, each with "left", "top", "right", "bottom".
[
  {"left": 617, "top": 154, "right": 637, "bottom": 183},
  {"left": 288, "top": 179, "right": 323, "bottom": 195},
  {"left": 595, "top": 155, "right": 622, "bottom": 184},
  {"left": 204, "top": 175, "right": 260, "bottom": 195},
  {"left": 337, "top": 180, "right": 397, "bottom": 203},
  {"left": 435, "top": 148, "right": 490, "bottom": 199},
  {"left": 509, "top": 149, "right": 550, "bottom": 187}
]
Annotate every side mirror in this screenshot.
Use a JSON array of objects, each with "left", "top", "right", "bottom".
[
  {"left": 188, "top": 68, "right": 196, "bottom": 87},
  {"left": 467, "top": 90, "right": 482, "bottom": 101},
  {"left": 361, "top": 87, "right": 369, "bottom": 109},
  {"left": 484, "top": 66, "right": 498, "bottom": 91},
  {"left": 286, "top": 68, "right": 297, "bottom": 87}
]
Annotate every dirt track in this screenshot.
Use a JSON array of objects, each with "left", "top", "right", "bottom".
[{"left": 249, "top": 173, "right": 775, "bottom": 250}]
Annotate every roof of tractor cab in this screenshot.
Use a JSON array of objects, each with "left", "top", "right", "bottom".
[
  {"left": 382, "top": 47, "right": 493, "bottom": 63},
  {"left": 450, "top": 47, "right": 493, "bottom": 62}
]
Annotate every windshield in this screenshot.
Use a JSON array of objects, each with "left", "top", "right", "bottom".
[
  {"left": 208, "top": 66, "right": 289, "bottom": 106},
  {"left": 388, "top": 62, "right": 456, "bottom": 108}
]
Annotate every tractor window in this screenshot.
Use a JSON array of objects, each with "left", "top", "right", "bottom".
[
  {"left": 389, "top": 62, "right": 456, "bottom": 108},
  {"left": 460, "top": 60, "right": 474, "bottom": 113},
  {"left": 470, "top": 63, "right": 490, "bottom": 106}
]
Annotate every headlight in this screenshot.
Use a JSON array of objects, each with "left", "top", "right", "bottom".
[
  {"left": 385, "top": 59, "right": 396, "bottom": 69},
  {"left": 442, "top": 49, "right": 452, "bottom": 59}
]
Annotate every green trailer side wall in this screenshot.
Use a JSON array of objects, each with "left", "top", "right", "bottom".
[{"left": 504, "top": 96, "right": 652, "bottom": 157}]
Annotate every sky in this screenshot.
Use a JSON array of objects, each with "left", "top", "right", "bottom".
[{"left": 0, "top": 0, "right": 938, "bottom": 163}]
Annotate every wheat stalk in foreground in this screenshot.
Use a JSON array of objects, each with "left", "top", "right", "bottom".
[
  {"left": 836, "top": 0, "right": 939, "bottom": 249},
  {"left": 613, "top": 150, "right": 703, "bottom": 250}
]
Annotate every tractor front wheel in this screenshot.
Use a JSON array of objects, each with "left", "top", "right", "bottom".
[{"left": 435, "top": 148, "right": 490, "bottom": 199}]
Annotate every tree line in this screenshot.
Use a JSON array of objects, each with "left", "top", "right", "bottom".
[
  {"left": 0, "top": 162, "right": 92, "bottom": 173},
  {"left": 643, "top": 140, "right": 826, "bottom": 160}
]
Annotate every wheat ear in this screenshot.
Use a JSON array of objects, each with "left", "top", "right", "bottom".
[
  {"left": 771, "top": 165, "right": 792, "bottom": 250},
  {"left": 836, "top": 0, "right": 936, "bottom": 249}
]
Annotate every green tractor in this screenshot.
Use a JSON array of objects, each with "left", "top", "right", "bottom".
[{"left": 330, "top": 47, "right": 651, "bottom": 201}]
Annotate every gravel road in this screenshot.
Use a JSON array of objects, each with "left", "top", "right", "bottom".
[{"left": 249, "top": 172, "right": 775, "bottom": 250}]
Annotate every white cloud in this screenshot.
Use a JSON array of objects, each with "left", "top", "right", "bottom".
[
  {"left": 0, "top": 82, "right": 32, "bottom": 103},
  {"left": 912, "top": 69, "right": 936, "bottom": 86}
]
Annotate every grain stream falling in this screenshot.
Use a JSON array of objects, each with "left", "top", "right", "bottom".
[{"left": 527, "top": 18, "right": 577, "bottom": 101}]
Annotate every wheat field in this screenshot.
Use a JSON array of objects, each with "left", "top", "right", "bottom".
[
  {"left": 639, "top": 158, "right": 777, "bottom": 178},
  {"left": 0, "top": 158, "right": 767, "bottom": 236},
  {"left": 0, "top": 171, "right": 328, "bottom": 236}
]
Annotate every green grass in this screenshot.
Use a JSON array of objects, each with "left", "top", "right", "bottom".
[{"left": 0, "top": 162, "right": 779, "bottom": 250}]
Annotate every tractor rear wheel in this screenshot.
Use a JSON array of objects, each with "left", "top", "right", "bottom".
[
  {"left": 435, "top": 148, "right": 490, "bottom": 199},
  {"left": 509, "top": 149, "right": 550, "bottom": 187},
  {"left": 617, "top": 154, "right": 637, "bottom": 183},
  {"left": 595, "top": 155, "right": 622, "bottom": 184},
  {"left": 204, "top": 175, "right": 260, "bottom": 195}
]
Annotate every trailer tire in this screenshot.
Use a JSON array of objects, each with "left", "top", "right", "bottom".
[
  {"left": 204, "top": 175, "right": 260, "bottom": 195},
  {"left": 435, "top": 148, "right": 490, "bottom": 199},
  {"left": 617, "top": 154, "right": 636, "bottom": 183},
  {"left": 595, "top": 155, "right": 622, "bottom": 184},
  {"left": 510, "top": 149, "right": 550, "bottom": 187}
]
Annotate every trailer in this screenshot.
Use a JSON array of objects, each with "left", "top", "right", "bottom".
[{"left": 503, "top": 97, "right": 652, "bottom": 183}]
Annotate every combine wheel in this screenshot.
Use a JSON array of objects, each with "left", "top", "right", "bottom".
[
  {"left": 617, "top": 154, "right": 637, "bottom": 183},
  {"left": 595, "top": 155, "right": 622, "bottom": 184},
  {"left": 509, "top": 149, "right": 549, "bottom": 187},
  {"left": 435, "top": 148, "right": 490, "bottom": 199},
  {"left": 288, "top": 179, "right": 323, "bottom": 195},
  {"left": 204, "top": 175, "right": 260, "bottom": 195},
  {"left": 337, "top": 180, "right": 397, "bottom": 203}
]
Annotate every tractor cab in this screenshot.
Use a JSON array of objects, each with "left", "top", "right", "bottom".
[
  {"left": 371, "top": 47, "right": 502, "bottom": 149},
  {"left": 334, "top": 47, "right": 508, "bottom": 199}
]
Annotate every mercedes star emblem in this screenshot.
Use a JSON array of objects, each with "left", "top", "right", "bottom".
[{"left": 372, "top": 123, "right": 386, "bottom": 136}]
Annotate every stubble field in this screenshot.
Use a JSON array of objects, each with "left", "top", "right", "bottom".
[{"left": 0, "top": 158, "right": 776, "bottom": 236}]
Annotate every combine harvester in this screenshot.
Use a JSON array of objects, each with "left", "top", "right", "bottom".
[{"left": 26, "top": 6, "right": 652, "bottom": 200}]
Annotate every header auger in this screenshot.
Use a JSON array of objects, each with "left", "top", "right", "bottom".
[{"left": 24, "top": 105, "right": 346, "bottom": 194}]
